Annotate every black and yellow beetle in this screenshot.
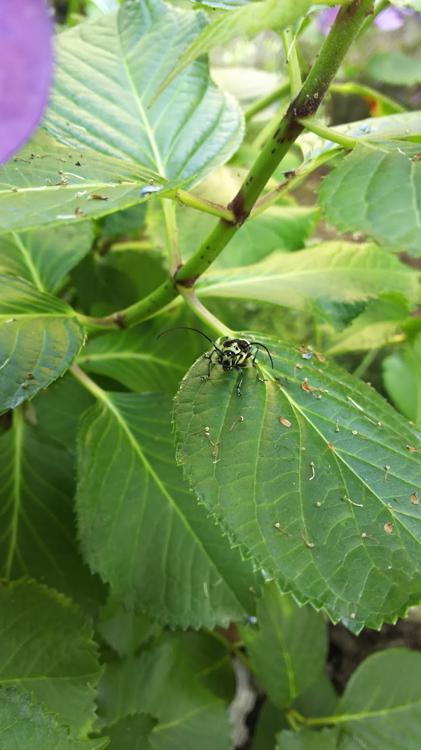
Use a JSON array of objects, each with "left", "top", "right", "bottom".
[{"left": 160, "top": 327, "right": 273, "bottom": 395}]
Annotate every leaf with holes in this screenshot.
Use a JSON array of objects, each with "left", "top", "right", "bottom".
[
  {"left": 174, "top": 334, "right": 421, "bottom": 630},
  {"left": 76, "top": 387, "right": 259, "bottom": 628},
  {"left": 0, "top": 581, "right": 101, "bottom": 736},
  {"left": 0, "top": 410, "right": 99, "bottom": 608},
  {"left": 240, "top": 582, "right": 327, "bottom": 707},
  {"left": 0, "top": 132, "right": 174, "bottom": 233},
  {"left": 45, "top": 0, "right": 243, "bottom": 187},
  {"left": 0, "top": 275, "right": 85, "bottom": 413},
  {"left": 319, "top": 144, "right": 421, "bottom": 256},
  {"left": 0, "top": 223, "right": 93, "bottom": 293},
  {"left": 0, "top": 688, "right": 107, "bottom": 750}
]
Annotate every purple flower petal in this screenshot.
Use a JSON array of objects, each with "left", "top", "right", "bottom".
[
  {"left": 316, "top": 7, "right": 340, "bottom": 35},
  {"left": 0, "top": 0, "right": 54, "bottom": 164},
  {"left": 375, "top": 8, "right": 406, "bottom": 31}
]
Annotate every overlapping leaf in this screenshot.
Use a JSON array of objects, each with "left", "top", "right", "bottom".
[
  {"left": 174, "top": 334, "right": 421, "bottom": 630},
  {"left": 97, "top": 632, "right": 233, "bottom": 750},
  {"left": 0, "top": 410, "right": 98, "bottom": 606},
  {"left": 240, "top": 582, "right": 327, "bottom": 707},
  {"left": 196, "top": 242, "right": 418, "bottom": 312},
  {"left": 327, "top": 294, "right": 411, "bottom": 354},
  {"left": 0, "top": 581, "right": 101, "bottom": 735},
  {"left": 0, "top": 275, "right": 84, "bottom": 413},
  {"left": 0, "top": 688, "right": 107, "bottom": 750},
  {"left": 319, "top": 144, "right": 421, "bottom": 255},
  {"left": 76, "top": 389, "right": 259, "bottom": 628},
  {"left": 383, "top": 334, "right": 421, "bottom": 426},
  {"left": 103, "top": 715, "right": 156, "bottom": 749},
  {"left": 158, "top": 0, "right": 345, "bottom": 93},
  {"left": 45, "top": 0, "right": 243, "bottom": 186},
  {"left": 0, "top": 223, "right": 93, "bottom": 293}
]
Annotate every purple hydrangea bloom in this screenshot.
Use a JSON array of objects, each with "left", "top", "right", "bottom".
[
  {"left": 317, "top": 5, "right": 419, "bottom": 35},
  {"left": 0, "top": 0, "right": 54, "bottom": 164}
]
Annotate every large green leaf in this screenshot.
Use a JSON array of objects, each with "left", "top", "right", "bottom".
[
  {"left": 319, "top": 144, "right": 421, "bottom": 256},
  {"left": 0, "top": 275, "right": 85, "bottom": 413},
  {"left": 0, "top": 581, "right": 101, "bottom": 736},
  {"left": 45, "top": 0, "right": 243, "bottom": 186},
  {"left": 0, "top": 132, "right": 170, "bottom": 233},
  {"left": 33, "top": 375, "right": 94, "bottom": 450},
  {"left": 174, "top": 334, "right": 421, "bottom": 630},
  {"left": 157, "top": 0, "right": 344, "bottom": 93},
  {"left": 0, "top": 688, "right": 107, "bottom": 750},
  {"left": 0, "top": 224, "right": 93, "bottom": 294},
  {"left": 0, "top": 410, "right": 98, "bottom": 606},
  {"left": 240, "top": 582, "right": 327, "bottom": 707},
  {"left": 76, "top": 389, "right": 259, "bottom": 628},
  {"left": 196, "top": 242, "right": 418, "bottom": 312},
  {"left": 98, "top": 632, "right": 233, "bottom": 750},
  {"left": 383, "top": 335, "right": 421, "bottom": 427}
]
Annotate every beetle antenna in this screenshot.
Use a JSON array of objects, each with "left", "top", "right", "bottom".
[
  {"left": 251, "top": 342, "right": 274, "bottom": 368},
  {"left": 158, "top": 326, "right": 223, "bottom": 353}
]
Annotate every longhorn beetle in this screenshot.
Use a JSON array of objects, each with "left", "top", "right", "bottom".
[{"left": 159, "top": 327, "right": 273, "bottom": 396}]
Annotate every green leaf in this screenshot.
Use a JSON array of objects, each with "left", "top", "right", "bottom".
[
  {"left": 98, "top": 631, "right": 233, "bottom": 750},
  {"left": 0, "top": 224, "right": 93, "bottom": 294},
  {"left": 33, "top": 375, "right": 94, "bottom": 451},
  {"left": 45, "top": 0, "right": 243, "bottom": 186},
  {"left": 157, "top": 0, "right": 344, "bottom": 93},
  {"left": 383, "top": 334, "right": 421, "bottom": 427},
  {"left": 319, "top": 144, "right": 421, "bottom": 256},
  {"left": 0, "top": 688, "right": 108, "bottom": 750},
  {"left": 0, "top": 275, "right": 85, "bottom": 413},
  {"left": 276, "top": 728, "right": 339, "bottom": 750},
  {"left": 0, "top": 410, "right": 99, "bottom": 607},
  {"left": 174, "top": 333, "right": 421, "bottom": 630},
  {"left": 298, "top": 112, "right": 421, "bottom": 164},
  {"left": 367, "top": 52, "right": 421, "bottom": 86},
  {"left": 102, "top": 714, "right": 156, "bottom": 750},
  {"left": 0, "top": 581, "right": 102, "bottom": 736},
  {"left": 197, "top": 242, "right": 418, "bottom": 311},
  {"left": 97, "top": 599, "right": 161, "bottom": 658},
  {"left": 0, "top": 132, "right": 171, "bottom": 233},
  {"left": 327, "top": 294, "right": 411, "bottom": 355},
  {"left": 306, "top": 649, "right": 421, "bottom": 749},
  {"left": 240, "top": 582, "right": 327, "bottom": 707},
  {"left": 76, "top": 388, "right": 259, "bottom": 628}
]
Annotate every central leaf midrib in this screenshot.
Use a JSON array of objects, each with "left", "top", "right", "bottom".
[{"left": 5, "top": 411, "right": 24, "bottom": 578}]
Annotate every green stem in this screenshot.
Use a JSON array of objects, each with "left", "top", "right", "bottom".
[
  {"left": 353, "top": 348, "right": 379, "bottom": 379},
  {"left": 78, "top": 0, "right": 375, "bottom": 331},
  {"left": 244, "top": 81, "right": 290, "bottom": 122},
  {"left": 162, "top": 199, "right": 181, "bottom": 273},
  {"left": 109, "top": 240, "right": 155, "bottom": 253},
  {"left": 179, "top": 288, "right": 233, "bottom": 337},
  {"left": 299, "top": 118, "right": 358, "bottom": 149},
  {"left": 282, "top": 28, "right": 302, "bottom": 97},
  {"left": 175, "top": 189, "right": 234, "bottom": 222},
  {"left": 359, "top": 0, "right": 389, "bottom": 36}
]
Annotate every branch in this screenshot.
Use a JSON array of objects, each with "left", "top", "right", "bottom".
[{"left": 78, "top": 0, "right": 375, "bottom": 331}]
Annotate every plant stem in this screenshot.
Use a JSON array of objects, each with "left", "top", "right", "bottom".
[
  {"left": 282, "top": 28, "right": 302, "bottom": 97},
  {"left": 163, "top": 199, "right": 181, "bottom": 273},
  {"left": 78, "top": 0, "right": 375, "bottom": 331},
  {"left": 175, "top": 189, "right": 234, "bottom": 222},
  {"left": 299, "top": 118, "right": 358, "bottom": 149},
  {"left": 109, "top": 240, "right": 155, "bottom": 253},
  {"left": 179, "top": 288, "right": 233, "bottom": 338},
  {"left": 353, "top": 348, "right": 379, "bottom": 379},
  {"left": 244, "top": 81, "right": 290, "bottom": 121}
]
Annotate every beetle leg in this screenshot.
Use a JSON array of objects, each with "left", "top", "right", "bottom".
[
  {"left": 201, "top": 349, "right": 218, "bottom": 381},
  {"left": 235, "top": 366, "right": 244, "bottom": 397}
]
